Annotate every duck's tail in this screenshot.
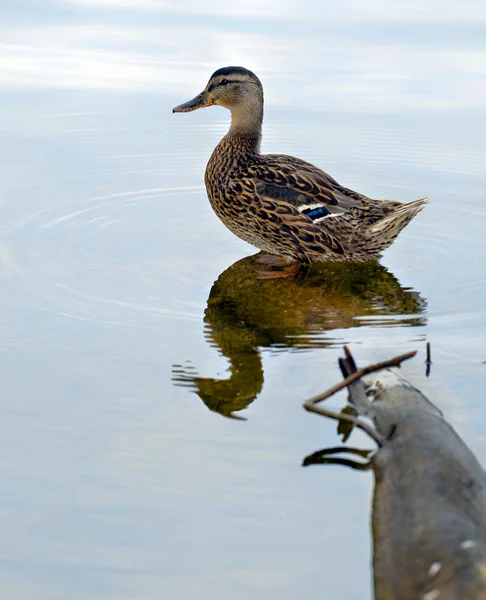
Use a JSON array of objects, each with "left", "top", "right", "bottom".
[{"left": 367, "top": 197, "right": 428, "bottom": 249}]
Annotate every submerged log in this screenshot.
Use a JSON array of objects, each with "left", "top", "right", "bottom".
[{"left": 303, "top": 348, "right": 486, "bottom": 600}]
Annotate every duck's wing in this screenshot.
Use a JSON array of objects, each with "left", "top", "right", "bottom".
[
  {"left": 247, "top": 154, "right": 370, "bottom": 218},
  {"left": 229, "top": 155, "right": 363, "bottom": 259},
  {"left": 227, "top": 154, "right": 423, "bottom": 261}
]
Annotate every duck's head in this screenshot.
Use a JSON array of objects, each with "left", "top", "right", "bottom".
[{"left": 173, "top": 66, "right": 264, "bottom": 132}]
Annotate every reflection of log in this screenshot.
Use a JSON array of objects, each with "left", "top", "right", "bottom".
[
  {"left": 173, "top": 253, "right": 426, "bottom": 418},
  {"left": 303, "top": 349, "right": 486, "bottom": 599}
]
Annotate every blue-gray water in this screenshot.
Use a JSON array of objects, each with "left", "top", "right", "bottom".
[{"left": 1, "top": 2, "right": 486, "bottom": 599}]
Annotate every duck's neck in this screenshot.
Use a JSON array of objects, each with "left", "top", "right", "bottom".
[{"left": 227, "top": 96, "right": 263, "bottom": 155}]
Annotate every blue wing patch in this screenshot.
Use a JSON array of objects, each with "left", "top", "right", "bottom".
[{"left": 301, "top": 206, "right": 330, "bottom": 220}]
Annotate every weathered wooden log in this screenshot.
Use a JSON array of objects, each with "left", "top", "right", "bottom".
[{"left": 303, "top": 348, "right": 486, "bottom": 600}]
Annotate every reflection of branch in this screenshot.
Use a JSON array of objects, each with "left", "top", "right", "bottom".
[
  {"left": 425, "top": 342, "right": 432, "bottom": 377},
  {"left": 303, "top": 347, "right": 417, "bottom": 445},
  {"left": 303, "top": 446, "right": 372, "bottom": 470}
]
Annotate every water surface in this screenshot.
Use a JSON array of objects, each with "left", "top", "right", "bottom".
[{"left": 1, "top": 2, "right": 486, "bottom": 599}]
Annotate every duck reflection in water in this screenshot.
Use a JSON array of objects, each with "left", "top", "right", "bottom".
[{"left": 172, "top": 252, "right": 426, "bottom": 418}]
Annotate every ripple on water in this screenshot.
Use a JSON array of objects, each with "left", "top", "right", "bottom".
[{"left": 0, "top": 185, "right": 208, "bottom": 327}]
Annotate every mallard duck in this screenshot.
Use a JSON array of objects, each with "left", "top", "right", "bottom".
[{"left": 173, "top": 66, "right": 427, "bottom": 264}]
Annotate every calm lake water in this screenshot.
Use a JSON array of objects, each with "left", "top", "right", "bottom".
[{"left": 2, "top": 2, "right": 486, "bottom": 599}]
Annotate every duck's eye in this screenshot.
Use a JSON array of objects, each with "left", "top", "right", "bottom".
[{"left": 220, "top": 79, "right": 229, "bottom": 86}]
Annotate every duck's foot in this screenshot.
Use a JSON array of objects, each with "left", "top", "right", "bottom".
[{"left": 257, "top": 263, "right": 302, "bottom": 280}]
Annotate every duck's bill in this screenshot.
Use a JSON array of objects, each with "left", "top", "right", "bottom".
[{"left": 172, "top": 93, "right": 213, "bottom": 113}]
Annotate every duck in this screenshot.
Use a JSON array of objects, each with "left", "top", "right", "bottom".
[{"left": 173, "top": 66, "right": 427, "bottom": 266}]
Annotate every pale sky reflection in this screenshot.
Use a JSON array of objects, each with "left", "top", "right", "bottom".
[
  {"left": 56, "top": 0, "right": 486, "bottom": 23},
  {"left": 1, "top": 20, "right": 486, "bottom": 112}
]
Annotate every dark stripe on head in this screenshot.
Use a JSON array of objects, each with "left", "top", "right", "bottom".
[
  {"left": 212, "top": 66, "right": 257, "bottom": 78},
  {"left": 208, "top": 67, "right": 262, "bottom": 90},
  {"left": 207, "top": 79, "right": 240, "bottom": 93}
]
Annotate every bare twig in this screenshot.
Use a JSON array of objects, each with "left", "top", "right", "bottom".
[
  {"left": 303, "top": 348, "right": 417, "bottom": 446},
  {"left": 303, "top": 349, "right": 417, "bottom": 407},
  {"left": 305, "top": 400, "right": 385, "bottom": 445}
]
